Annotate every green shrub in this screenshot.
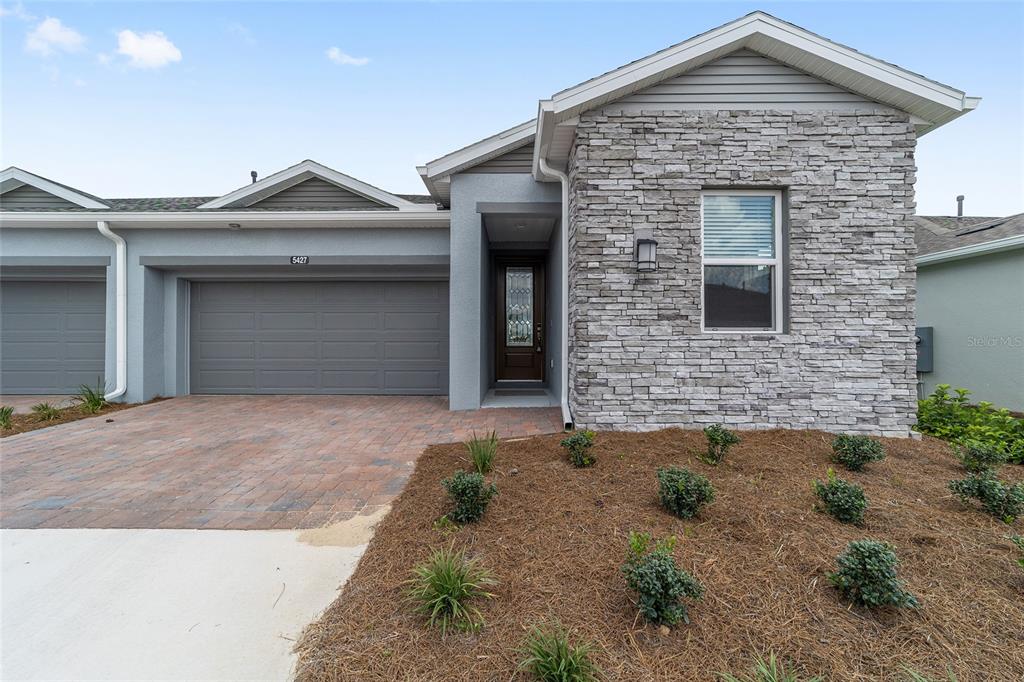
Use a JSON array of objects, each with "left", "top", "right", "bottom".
[
  {"left": 948, "top": 471, "right": 1024, "bottom": 524},
  {"left": 0, "top": 406, "right": 12, "bottom": 430},
  {"left": 31, "top": 402, "right": 61, "bottom": 422},
  {"left": 916, "top": 384, "right": 1024, "bottom": 464},
  {"left": 813, "top": 469, "right": 867, "bottom": 525},
  {"left": 953, "top": 441, "right": 1006, "bottom": 473},
  {"left": 718, "top": 653, "right": 822, "bottom": 682},
  {"left": 465, "top": 430, "right": 498, "bottom": 474},
  {"left": 560, "top": 430, "right": 596, "bottom": 468},
  {"left": 702, "top": 423, "right": 740, "bottom": 465},
  {"left": 406, "top": 546, "right": 495, "bottom": 634},
  {"left": 828, "top": 540, "right": 918, "bottom": 608},
  {"left": 1010, "top": 535, "right": 1024, "bottom": 572},
  {"left": 75, "top": 381, "right": 108, "bottom": 414},
  {"left": 657, "top": 467, "right": 715, "bottom": 519},
  {"left": 622, "top": 531, "right": 704, "bottom": 625},
  {"left": 442, "top": 470, "right": 497, "bottom": 523},
  {"left": 519, "top": 622, "right": 599, "bottom": 682},
  {"left": 831, "top": 434, "right": 885, "bottom": 471}
]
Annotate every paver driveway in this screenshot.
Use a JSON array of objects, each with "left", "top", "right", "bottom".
[{"left": 1, "top": 395, "right": 562, "bottom": 530}]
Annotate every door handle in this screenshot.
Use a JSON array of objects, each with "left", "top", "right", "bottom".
[{"left": 535, "top": 324, "right": 543, "bottom": 349}]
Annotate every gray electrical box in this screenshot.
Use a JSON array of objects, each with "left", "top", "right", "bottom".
[{"left": 916, "top": 326, "right": 934, "bottom": 373}]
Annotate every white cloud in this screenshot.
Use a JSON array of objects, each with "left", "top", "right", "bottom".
[
  {"left": 1, "top": 2, "right": 35, "bottom": 21},
  {"left": 116, "top": 29, "right": 182, "bottom": 69},
  {"left": 326, "top": 47, "right": 369, "bottom": 66},
  {"left": 25, "top": 17, "right": 85, "bottom": 56}
]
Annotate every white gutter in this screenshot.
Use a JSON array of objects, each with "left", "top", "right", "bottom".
[
  {"left": 916, "top": 233, "right": 1024, "bottom": 266},
  {"left": 538, "top": 156, "right": 573, "bottom": 429},
  {"left": 96, "top": 221, "right": 127, "bottom": 401}
]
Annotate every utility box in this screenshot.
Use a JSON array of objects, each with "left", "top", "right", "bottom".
[{"left": 916, "top": 326, "right": 934, "bottom": 373}]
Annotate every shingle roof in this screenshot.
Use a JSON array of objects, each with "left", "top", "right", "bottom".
[
  {"left": 915, "top": 213, "right": 1024, "bottom": 257},
  {"left": 3, "top": 193, "right": 438, "bottom": 212}
]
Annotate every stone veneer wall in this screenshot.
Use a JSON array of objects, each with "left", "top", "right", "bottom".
[{"left": 567, "top": 109, "right": 918, "bottom": 436}]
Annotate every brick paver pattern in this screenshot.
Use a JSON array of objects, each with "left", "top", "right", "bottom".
[{"left": 0, "top": 396, "right": 563, "bottom": 530}]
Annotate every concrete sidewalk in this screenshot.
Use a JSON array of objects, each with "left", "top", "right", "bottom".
[{"left": 1, "top": 527, "right": 368, "bottom": 681}]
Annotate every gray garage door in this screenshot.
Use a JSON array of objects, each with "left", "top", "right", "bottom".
[
  {"left": 190, "top": 280, "right": 449, "bottom": 395},
  {"left": 0, "top": 280, "right": 106, "bottom": 394}
]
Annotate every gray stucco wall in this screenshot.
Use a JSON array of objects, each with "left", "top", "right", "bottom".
[
  {"left": 917, "top": 249, "right": 1024, "bottom": 410},
  {"left": 568, "top": 109, "right": 919, "bottom": 436}
]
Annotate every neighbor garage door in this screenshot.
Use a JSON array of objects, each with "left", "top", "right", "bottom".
[
  {"left": 189, "top": 280, "right": 449, "bottom": 395},
  {"left": 0, "top": 281, "right": 106, "bottom": 394}
]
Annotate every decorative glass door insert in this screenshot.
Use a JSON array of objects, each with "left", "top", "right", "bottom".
[{"left": 505, "top": 267, "right": 534, "bottom": 347}]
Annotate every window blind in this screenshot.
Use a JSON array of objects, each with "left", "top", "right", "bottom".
[{"left": 702, "top": 194, "right": 776, "bottom": 258}]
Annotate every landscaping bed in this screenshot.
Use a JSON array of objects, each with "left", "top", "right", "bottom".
[
  {"left": 295, "top": 427, "right": 1024, "bottom": 681},
  {"left": 0, "top": 400, "right": 146, "bottom": 438}
]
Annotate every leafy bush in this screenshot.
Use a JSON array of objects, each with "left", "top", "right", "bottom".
[
  {"left": 953, "top": 441, "right": 1006, "bottom": 473},
  {"left": 916, "top": 384, "right": 1024, "bottom": 464},
  {"left": 406, "top": 546, "right": 495, "bottom": 634},
  {"left": 702, "top": 424, "right": 740, "bottom": 465},
  {"left": 657, "top": 467, "right": 715, "bottom": 519},
  {"left": 560, "top": 430, "right": 596, "bottom": 468},
  {"left": 442, "top": 470, "right": 497, "bottom": 523},
  {"left": 948, "top": 471, "right": 1024, "bottom": 524},
  {"left": 0, "top": 406, "right": 12, "bottom": 430},
  {"left": 622, "top": 531, "right": 704, "bottom": 625},
  {"left": 828, "top": 540, "right": 918, "bottom": 608},
  {"left": 519, "top": 622, "right": 599, "bottom": 682},
  {"left": 1010, "top": 535, "right": 1024, "bottom": 573},
  {"left": 831, "top": 434, "right": 885, "bottom": 471},
  {"left": 31, "top": 402, "right": 61, "bottom": 422},
  {"left": 812, "top": 469, "right": 867, "bottom": 525},
  {"left": 75, "top": 381, "right": 108, "bottom": 415},
  {"left": 718, "top": 653, "right": 822, "bottom": 682},
  {"left": 465, "top": 430, "right": 498, "bottom": 474}
]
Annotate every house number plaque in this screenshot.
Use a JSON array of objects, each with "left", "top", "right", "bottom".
[{"left": 290, "top": 256, "right": 310, "bottom": 265}]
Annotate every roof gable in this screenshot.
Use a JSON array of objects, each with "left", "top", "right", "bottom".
[
  {"left": 0, "top": 167, "right": 109, "bottom": 209},
  {"left": 198, "top": 160, "right": 421, "bottom": 210}
]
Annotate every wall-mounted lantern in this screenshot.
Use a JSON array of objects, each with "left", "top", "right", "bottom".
[{"left": 636, "top": 235, "right": 658, "bottom": 272}]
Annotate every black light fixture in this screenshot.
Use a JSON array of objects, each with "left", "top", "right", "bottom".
[{"left": 636, "top": 236, "right": 658, "bottom": 272}]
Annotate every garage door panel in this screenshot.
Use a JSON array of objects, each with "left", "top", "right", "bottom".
[
  {"left": 66, "top": 313, "right": 105, "bottom": 331},
  {"left": 3, "top": 312, "right": 63, "bottom": 331},
  {"left": 190, "top": 281, "right": 449, "bottom": 395}
]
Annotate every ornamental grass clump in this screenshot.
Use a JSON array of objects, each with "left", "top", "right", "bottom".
[
  {"left": 954, "top": 441, "right": 1006, "bottom": 473},
  {"left": 702, "top": 424, "right": 740, "bottom": 465},
  {"left": 622, "top": 531, "right": 704, "bottom": 625},
  {"left": 812, "top": 468, "right": 867, "bottom": 525},
  {"left": 406, "top": 546, "right": 496, "bottom": 634},
  {"left": 0, "top": 406, "right": 12, "bottom": 430},
  {"left": 831, "top": 434, "right": 885, "bottom": 472},
  {"left": 31, "top": 402, "right": 61, "bottom": 422},
  {"left": 718, "top": 652, "right": 822, "bottom": 682},
  {"left": 828, "top": 540, "right": 918, "bottom": 608},
  {"left": 519, "top": 622, "right": 600, "bottom": 682},
  {"left": 465, "top": 430, "right": 498, "bottom": 474},
  {"left": 948, "top": 471, "right": 1024, "bottom": 524},
  {"left": 657, "top": 467, "right": 715, "bottom": 519},
  {"left": 561, "top": 430, "right": 596, "bottom": 468},
  {"left": 442, "top": 470, "right": 497, "bottom": 523},
  {"left": 75, "top": 381, "right": 108, "bottom": 415}
]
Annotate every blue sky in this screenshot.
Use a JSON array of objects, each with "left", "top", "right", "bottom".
[{"left": 2, "top": 1, "right": 1021, "bottom": 216}]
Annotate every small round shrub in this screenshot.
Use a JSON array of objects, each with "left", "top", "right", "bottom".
[
  {"left": 622, "top": 532, "right": 704, "bottom": 625},
  {"left": 406, "top": 546, "right": 495, "bottom": 634},
  {"left": 442, "top": 470, "right": 497, "bottom": 523},
  {"left": 828, "top": 540, "right": 918, "bottom": 608},
  {"left": 519, "top": 622, "right": 600, "bottom": 682},
  {"left": 561, "top": 430, "right": 596, "bottom": 468},
  {"left": 948, "top": 471, "right": 1024, "bottom": 524},
  {"left": 702, "top": 424, "right": 740, "bottom": 465},
  {"left": 954, "top": 441, "right": 1007, "bottom": 473},
  {"left": 831, "top": 434, "right": 885, "bottom": 471},
  {"left": 657, "top": 467, "right": 715, "bottom": 519},
  {"left": 812, "top": 468, "right": 867, "bottom": 525}
]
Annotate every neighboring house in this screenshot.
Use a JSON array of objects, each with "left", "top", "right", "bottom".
[
  {"left": 915, "top": 213, "right": 1024, "bottom": 410},
  {"left": 0, "top": 12, "right": 980, "bottom": 436}
]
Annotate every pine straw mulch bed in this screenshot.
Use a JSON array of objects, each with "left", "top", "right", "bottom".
[
  {"left": 295, "top": 428, "right": 1024, "bottom": 681},
  {"left": 0, "top": 400, "right": 149, "bottom": 438}
]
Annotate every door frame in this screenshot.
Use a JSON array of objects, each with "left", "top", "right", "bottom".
[{"left": 494, "top": 256, "right": 546, "bottom": 382}]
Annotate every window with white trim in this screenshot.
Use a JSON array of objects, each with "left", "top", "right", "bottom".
[{"left": 701, "top": 190, "right": 783, "bottom": 333}]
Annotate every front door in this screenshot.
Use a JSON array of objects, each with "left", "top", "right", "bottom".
[{"left": 495, "top": 259, "right": 545, "bottom": 381}]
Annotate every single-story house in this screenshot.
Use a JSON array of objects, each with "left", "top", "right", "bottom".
[
  {"left": 0, "top": 12, "right": 980, "bottom": 436},
  {"left": 915, "top": 213, "right": 1024, "bottom": 410}
]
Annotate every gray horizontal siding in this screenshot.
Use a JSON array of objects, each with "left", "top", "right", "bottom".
[
  {"left": 463, "top": 144, "right": 534, "bottom": 174},
  {"left": 604, "top": 49, "right": 890, "bottom": 113},
  {"left": 1, "top": 185, "right": 78, "bottom": 210},
  {"left": 248, "top": 177, "right": 387, "bottom": 209}
]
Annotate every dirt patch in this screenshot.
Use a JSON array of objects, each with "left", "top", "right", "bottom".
[
  {"left": 299, "top": 505, "right": 391, "bottom": 548},
  {"left": 294, "top": 428, "right": 1024, "bottom": 681},
  {"left": 0, "top": 400, "right": 158, "bottom": 438}
]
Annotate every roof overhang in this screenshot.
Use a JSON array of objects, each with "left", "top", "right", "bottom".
[
  {"left": 198, "top": 159, "right": 425, "bottom": 210},
  {"left": 0, "top": 167, "right": 110, "bottom": 209},
  {"left": 917, "top": 234, "right": 1024, "bottom": 266},
  {"left": 0, "top": 209, "right": 450, "bottom": 230}
]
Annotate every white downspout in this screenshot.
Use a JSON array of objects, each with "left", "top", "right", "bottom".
[
  {"left": 97, "top": 221, "right": 127, "bottom": 401},
  {"left": 538, "top": 157, "right": 572, "bottom": 429}
]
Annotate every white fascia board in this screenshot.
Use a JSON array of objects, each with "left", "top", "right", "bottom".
[
  {"left": 917, "top": 234, "right": 1024, "bottom": 266},
  {"left": 0, "top": 167, "right": 109, "bottom": 209},
  {"left": 422, "top": 120, "right": 536, "bottom": 180},
  {"left": 197, "top": 160, "right": 421, "bottom": 210},
  {"left": 532, "top": 101, "right": 558, "bottom": 181},
  {"left": 0, "top": 209, "right": 450, "bottom": 229}
]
